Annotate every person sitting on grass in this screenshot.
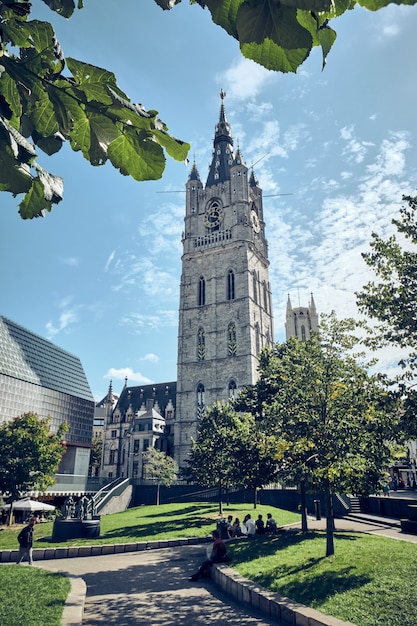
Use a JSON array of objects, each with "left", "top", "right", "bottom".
[
  {"left": 266, "top": 512, "right": 278, "bottom": 533},
  {"left": 188, "top": 529, "right": 229, "bottom": 581},
  {"left": 255, "top": 514, "right": 265, "bottom": 534},
  {"left": 242, "top": 513, "right": 256, "bottom": 537}
]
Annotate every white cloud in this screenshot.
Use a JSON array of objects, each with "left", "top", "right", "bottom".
[
  {"left": 120, "top": 310, "right": 178, "bottom": 335},
  {"left": 142, "top": 353, "right": 160, "bottom": 364},
  {"left": 104, "top": 367, "right": 153, "bottom": 384},
  {"left": 105, "top": 250, "right": 116, "bottom": 272},
  {"left": 45, "top": 307, "right": 79, "bottom": 339},
  {"left": 219, "top": 57, "right": 275, "bottom": 101}
]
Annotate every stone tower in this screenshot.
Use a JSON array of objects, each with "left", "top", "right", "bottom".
[
  {"left": 174, "top": 93, "right": 274, "bottom": 468},
  {"left": 285, "top": 293, "right": 318, "bottom": 341}
]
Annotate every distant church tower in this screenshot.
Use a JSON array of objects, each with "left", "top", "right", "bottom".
[
  {"left": 285, "top": 293, "right": 318, "bottom": 341},
  {"left": 174, "top": 92, "right": 274, "bottom": 468}
]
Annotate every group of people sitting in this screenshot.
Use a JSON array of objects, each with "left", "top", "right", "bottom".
[
  {"left": 188, "top": 511, "right": 280, "bottom": 582},
  {"left": 226, "top": 512, "right": 278, "bottom": 538}
]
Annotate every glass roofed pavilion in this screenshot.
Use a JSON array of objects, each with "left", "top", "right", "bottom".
[{"left": 0, "top": 316, "right": 94, "bottom": 481}]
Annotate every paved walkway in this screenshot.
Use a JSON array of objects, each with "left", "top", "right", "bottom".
[
  {"left": 37, "top": 514, "right": 417, "bottom": 625},
  {"left": 40, "top": 544, "right": 277, "bottom": 625}
]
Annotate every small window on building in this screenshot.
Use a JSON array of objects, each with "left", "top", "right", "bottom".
[
  {"left": 229, "top": 380, "right": 237, "bottom": 399},
  {"left": 227, "top": 270, "right": 235, "bottom": 301},
  {"left": 198, "top": 276, "right": 206, "bottom": 306},
  {"left": 109, "top": 450, "right": 116, "bottom": 464},
  {"left": 111, "top": 430, "right": 117, "bottom": 438},
  {"left": 197, "top": 383, "right": 205, "bottom": 419},
  {"left": 253, "top": 271, "right": 258, "bottom": 304}
]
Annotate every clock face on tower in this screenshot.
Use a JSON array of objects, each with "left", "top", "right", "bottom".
[
  {"left": 250, "top": 209, "right": 261, "bottom": 233},
  {"left": 204, "top": 205, "right": 224, "bottom": 228}
]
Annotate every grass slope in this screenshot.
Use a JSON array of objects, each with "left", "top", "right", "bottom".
[
  {"left": 0, "top": 502, "right": 298, "bottom": 548},
  {"left": 229, "top": 529, "right": 417, "bottom": 626}
]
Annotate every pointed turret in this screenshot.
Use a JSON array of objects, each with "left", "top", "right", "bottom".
[
  {"left": 249, "top": 169, "right": 259, "bottom": 188},
  {"left": 206, "top": 90, "right": 234, "bottom": 187},
  {"left": 188, "top": 160, "right": 201, "bottom": 182},
  {"left": 286, "top": 294, "right": 292, "bottom": 317}
]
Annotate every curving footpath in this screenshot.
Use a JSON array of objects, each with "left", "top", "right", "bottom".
[{"left": 4, "top": 515, "right": 417, "bottom": 626}]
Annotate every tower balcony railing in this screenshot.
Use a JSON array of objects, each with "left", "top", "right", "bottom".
[{"left": 194, "top": 229, "right": 232, "bottom": 249}]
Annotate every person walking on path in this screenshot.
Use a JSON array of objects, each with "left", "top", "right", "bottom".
[
  {"left": 189, "top": 529, "right": 229, "bottom": 581},
  {"left": 17, "top": 515, "right": 39, "bottom": 565}
]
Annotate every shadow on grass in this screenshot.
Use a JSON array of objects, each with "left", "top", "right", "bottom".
[{"left": 229, "top": 530, "right": 371, "bottom": 606}]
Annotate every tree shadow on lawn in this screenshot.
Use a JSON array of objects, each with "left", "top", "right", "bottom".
[
  {"left": 229, "top": 531, "right": 370, "bottom": 606},
  {"left": 136, "top": 504, "right": 218, "bottom": 519}
]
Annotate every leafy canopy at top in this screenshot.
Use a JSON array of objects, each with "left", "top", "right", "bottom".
[
  {"left": 158, "top": 0, "right": 417, "bottom": 74},
  {"left": 0, "top": 0, "right": 190, "bottom": 219}
]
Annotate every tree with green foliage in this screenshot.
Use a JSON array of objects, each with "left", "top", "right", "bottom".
[
  {"left": 88, "top": 433, "right": 103, "bottom": 477},
  {"left": 232, "top": 428, "right": 279, "bottom": 509},
  {"left": 2, "top": 0, "right": 415, "bottom": 217},
  {"left": 237, "top": 313, "right": 397, "bottom": 556},
  {"left": 159, "top": 0, "right": 417, "bottom": 74},
  {"left": 188, "top": 402, "right": 254, "bottom": 514},
  {"left": 0, "top": 412, "right": 68, "bottom": 524},
  {"left": 357, "top": 194, "right": 417, "bottom": 441},
  {"left": 0, "top": 0, "right": 190, "bottom": 218},
  {"left": 142, "top": 447, "right": 179, "bottom": 505}
]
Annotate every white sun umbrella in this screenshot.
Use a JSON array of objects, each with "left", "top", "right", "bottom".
[{"left": 4, "top": 498, "right": 55, "bottom": 511}]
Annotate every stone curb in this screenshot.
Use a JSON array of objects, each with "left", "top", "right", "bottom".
[
  {"left": 211, "top": 563, "right": 357, "bottom": 626},
  {"left": 0, "top": 535, "right": 212, "bottom": 563}
]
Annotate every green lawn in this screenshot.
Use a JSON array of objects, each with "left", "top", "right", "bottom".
[
  {"left": 1, "top": 503, "right": 416, "bottom": 626},
  {"left": 229, "top": 529, "right": 417, "bottom": 626},
  {"left": 0, "top": 566, "right": 70, "bottom": 626},
  {"left": 0, "top": 502, "right": 298, "bottom": 549}
]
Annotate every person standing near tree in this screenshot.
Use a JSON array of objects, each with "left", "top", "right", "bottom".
[{"left": 17, "top": 516, "right": 39, "bottom": 565}]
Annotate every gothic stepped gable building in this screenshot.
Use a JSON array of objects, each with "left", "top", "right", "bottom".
[
  {"left": 0, "top": 315, "right": 94, "bottom": 478},
  {"left": 101, "top": 381, "right": 176, "bottom": 479},
  {"left": 174, "top": 93, "right": 274, "bottom": 468},
  {"left": 285, "top": 293, "right": 318, "bottom": 341}
]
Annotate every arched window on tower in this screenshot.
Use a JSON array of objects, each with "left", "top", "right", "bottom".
[
  {"left": 197, "top": 383, "right": 205, "bottom": 419},
  {"left": 253, "top": 271, "right": 258, "bottom": 304},
  {"left": 301, "top": 325, "right": 306, "bottom": 341},
  {"left": 198, "top": 276, "right": 205, "bottom": 306},
  {"left": 228, "top": 322, "right": 237, "bottom": 356},
  {"left": 228, "top": 380, "right": 237, "bottom": 399},
  {"left": 263, "top": 281, "right": 268, "bottom": 312},
  {"left": 197, "top": 327, "right": 205, "bottom": 360},
  {"left": 255, "top": 322, "right": 260, "bottom": 356},
  {"left": 227, "top": 269, "right": 235, "bottom": 301}
]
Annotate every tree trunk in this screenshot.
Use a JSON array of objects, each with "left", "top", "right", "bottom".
[
  {"left": 156, "top": 483, "right": 160, "bottom": 506},
  {"left": 299, "top": 482, "right": 308, "bottom": 532},
  {"left": 324, "top": 484, "right": 335, "bottom": 556},
  {"left": 218, "top": 486, "right": 223, "bottom": 515},
  {"left": 253, "top": 487, "right": 257, "bottom": 509}
]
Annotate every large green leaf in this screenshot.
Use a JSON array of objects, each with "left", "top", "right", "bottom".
[
  {"left": 66, "top": 58, "right": 119, "bottom": 89},
  {"left": 108, "top": 128, "right": 166, "bottom": 181},
  {"left": 18, "top": 173, "right": 63, "bottom": 219},
  {"left": 0, "top": 68, "right": 22, "bottom": 125},
  {"left": 237, "top": 1, "right": 312, "bottom": 72},
  {"left": 2, "top": 19, "right": 55, "bottom": 52},
  {"left": 203, "top": 0, "right": 243, "bottom": 38},
  {"left": 153, "top": 128, "right": 190, "bottom": 162},
  {"left": 40, "top": 0, "right": 79, "bottom": 18}
]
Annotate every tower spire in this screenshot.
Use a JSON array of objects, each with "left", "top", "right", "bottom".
[{"left": 206, "top": 90, "right": 234, "bottom": 187}]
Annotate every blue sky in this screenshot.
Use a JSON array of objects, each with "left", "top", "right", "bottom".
[{"left": 1, "top": 1, "right": 417, "bottom": 401}]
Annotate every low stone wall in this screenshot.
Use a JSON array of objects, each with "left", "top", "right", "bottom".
[
  {"left": 212, "top": 563, "right": 357, "bottom": 626},
  {"left": 0, "top": 535, "right": 212, "bottom": 563}
]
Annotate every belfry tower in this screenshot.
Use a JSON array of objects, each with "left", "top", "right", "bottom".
[{"left": 174, "top": 93, "right": 274, "bottom": 468}]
